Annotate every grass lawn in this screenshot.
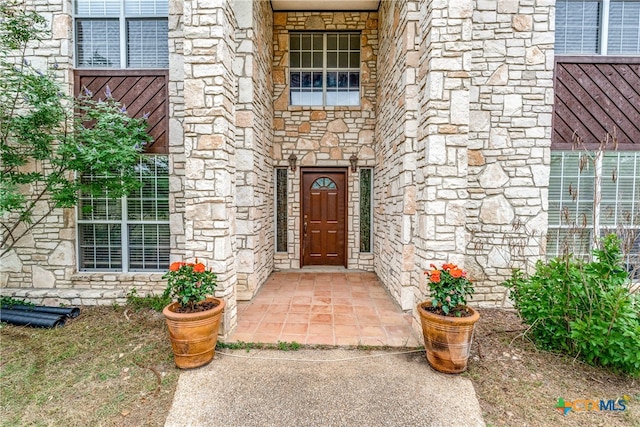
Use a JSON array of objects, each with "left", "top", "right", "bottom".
[{"left": 1, "top": 306, "right": 638, "bottom": 426}]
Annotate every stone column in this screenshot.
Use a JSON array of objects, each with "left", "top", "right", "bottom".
[
  {"left": 415, "top": 0, "right": 472, "bottom": 302},
  {"left": 182, "top": 0, "right": 238, "bottom": 337}
]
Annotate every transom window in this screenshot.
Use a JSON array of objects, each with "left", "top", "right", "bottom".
[
  {"left": 556, "top": 0, "right": 640, "bottom": 54},
  {"left": 74, "top": 0, "right": 169, "bottom": 68},
  {"left": 289, "top": 32, "right": 360, "bottom": 106},
  {"left": 311, "top": 177, "right": 337, "bottom": 189},
  {"left": 77, "top": 155, "right": 170, "bottom": 271}
]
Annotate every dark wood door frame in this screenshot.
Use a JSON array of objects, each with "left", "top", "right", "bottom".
[{"left": 300, "top": 167, "right": 348, "bottom": 267}]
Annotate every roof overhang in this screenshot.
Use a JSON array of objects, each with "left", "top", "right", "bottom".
[{"left": 271, "top": 0, "right": 380, "bottom": 11}]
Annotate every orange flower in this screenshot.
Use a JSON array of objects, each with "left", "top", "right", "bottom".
[
  {"left": 169, "top": 262, "right": 182, "bottom": 271},
  {"left": 430, "top": 271, "right": 441, "bottom": 283},
  {"left": 450, "top": 267, "right": 463, "bottom": 278},
  {"left": 193, "top": 263, "right": 206, "bottom": 273}
]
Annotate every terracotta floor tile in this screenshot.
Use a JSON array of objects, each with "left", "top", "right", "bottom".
[
  {"left": 286, "top": 312, "right": 310, "bottom": 323},
  {"left": 310, "top": 304, "right": 332, "bottom": 314},
  {"left": 289, "top": 304, "right": 312, "bottom": 313},
  {"left": 359, "top": 325, "right": 386, "bottom": 338},
  {"left": 333, "top": 305, "right": 354, "bottom": 314},
  {"left": 235, "top": 320, "right": 260, "bottom": 333},
  {"left": 333, "top": 313, "right": 357, "bottom": 325},
  {"left": 306, "top": 334, "right": 335, "bottom": 346},
  {"left": 268, "top": 304, "right": 291, "bottom": 313},
  {"left": 308, "top": 323, "right": 333, "bottom": 335},
  {"left": 282, "top": 322, "right": 309, "bottom": 335},
  {"left": 279, "top": 334, "right": 307, "bottom": 343},
  {"left": 334, "top": 324, "right": 360, "bottom": 337},
  {"left": 228, "top": 271, "right": 419, "bottom": 348},
  {"left": 310, "top": 313, "right": 332, "bottom": 323},
  {"left": 258, "top": 322, "right": 284, "bottom": 334}
]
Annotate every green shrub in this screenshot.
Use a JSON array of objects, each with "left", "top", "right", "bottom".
[
  {"left": 125, "top": 289, "right": 170, "bottom": 312},
  {"left": 505, "top": 234, "right": 640, "bottom": 376}
]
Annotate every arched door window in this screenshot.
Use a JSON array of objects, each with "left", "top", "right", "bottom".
[{"left": 311, "top": 177, "right": 337, "bottom": 189}]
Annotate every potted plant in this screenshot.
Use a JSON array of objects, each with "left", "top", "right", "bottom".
[
  {"left": 417, "top": 263, "right": 480, "bottom": 374},
  {"left": 162, "top": 260, "right": 225, "bottom": 369}
]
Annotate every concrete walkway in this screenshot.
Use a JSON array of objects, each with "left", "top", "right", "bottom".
[{"left": 164, "top": 348, "right": 485, "bottom": 427}]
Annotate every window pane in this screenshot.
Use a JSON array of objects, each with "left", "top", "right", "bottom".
[
  {"left": 302, "top": 52, "right": 312, "bottom": 68},
  {"left": 276, "top": 169, "right": 288, "bottom": 252},
  {"left": 555, "top": 0, "right": 601, "bottom": 54},
  {"left": 327, "top": 34, "right": 337, "bottom": 50},
  {"left": 608, "top": 0, "right": 640, "bottom": 54},
  {"left": 290, "top": 51, "right": 300, "bottom": 68},
  {"left": 301, "top": 34, "right": 311, "bottom": 50},
  {"left": 127, "top": 19, "right": 169, "bottom": 68},
  {"left": 327, "top": 51, "right": 337, "bottom": 68},
  {"left": 125, "top": 0, "right": 169, "bottom": 16},
  {"left": 360, "top": 169, "right": 372, "bottom": 252},
  {"left": 76, "top": 0, "right": 120, "bottom": 16},
  {"left": 327, "top": 72, "right": 337, "bottom": 88},
  {"left": 290, "top": 33, "right": 300, "bottom": 50},
  {"left": 79, "top": 224, "right": 122, "bottom": 269},
  {"left": 128, "top": 224, "right": 170, "bottom": 270},
  {"left": 290, "top": 72, "right": 301, "bottom": 88},
  {"left": 547, "top": 151, "right": 639, "bottom": 266},
  {"left": 76, "top": 19, "right": 121, "bottom": 67},
  {"left": 128, "top": 155, "right": 170, "bottom": 221}
]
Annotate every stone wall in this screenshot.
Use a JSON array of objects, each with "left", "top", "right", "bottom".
[
  {"left": 272, "top": 11, "right": 378, "bottom": 270},
  {"left": 374, "top": 0, "right": 421, "bottom": 310},
  {"left": 410, "top": 0, "right": 474, "bottom": 315},
  {"left": 0, "top": 0, "right": 78, "bottom": 302},
  {"left": 180, "top": 0, "right": 239, "bottom": 336},
  {"left": 233, "top": 0, "right": 274, "bottom": 300},
  {"left": 465, "top": 0, "right": 553, "bottom": 305}
]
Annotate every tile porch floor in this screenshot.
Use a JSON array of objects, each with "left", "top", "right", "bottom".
[{"left": 228, "top": 270, "right": 422, "bottom": 347}]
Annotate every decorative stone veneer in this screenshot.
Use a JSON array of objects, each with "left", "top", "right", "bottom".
[
  {"left": 376, "top": 0, "right": 552, "bottom": 318},
  {"left": 233, "top": 0, "right": 274, "bottom": 300},
  {"left": 374, "top": 0, "right": 420, "bottom": 310},
  {"left": 464, "top": 0, "right": 553, "bottom": 305},
  {"left": 0, "top": 0, "right": 78, "bottom": 300},
  {"left": 272, "top": 11, "right": 378, "bottom": 270},
  {"left": 179, "top": 0, "right": 239, "bottom": 337}
]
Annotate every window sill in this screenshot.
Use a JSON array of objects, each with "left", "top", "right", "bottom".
[{"left": 287, "top": 105, "right": 362, "bottom": 112}]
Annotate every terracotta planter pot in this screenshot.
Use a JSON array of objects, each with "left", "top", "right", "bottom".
[
  {"left": 163, "top": 297, "right": 225, "bottom": 369},
  {"left": 417, "top": 301, "right": 480, "bottom": 374}
]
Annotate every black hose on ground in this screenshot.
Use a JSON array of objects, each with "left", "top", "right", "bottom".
[
  {"left": 0, "top": 309, "right": 66, "bottom": 328},
  {"left": 1, "top": 304, "right": 80, "bottom": 318}
]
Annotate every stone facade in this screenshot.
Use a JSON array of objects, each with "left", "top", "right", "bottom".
[
  {"left": 271, "top": 11, "right": 379, "bottom": 271},
  {"left": 2, "top": 0, "right": 555, "bottom": 337},
  {"left": 233, "top": 0, "right": 274, "bottom": 300}
]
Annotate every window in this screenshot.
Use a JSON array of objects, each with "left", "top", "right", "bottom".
[
  {"left": 75, "top": 0, "right": 169, "bottom": 68},
  {"left": 289, "top": 33, "right": 360, "bottom": 106},
  {"left": 275, "top": 168, "right": 288, "bottom": 252},
  {"left": 78, "top": 155, "right": 170, "bottom": 271},
  {"left": 555, "top": 0, "right": 640, "bottom": 54},
  {"left": 360, "top": 168, "right": 372, "bottom": 253},
  {"left": 547, "top": 152, "right": 639, "bottom": 274}
]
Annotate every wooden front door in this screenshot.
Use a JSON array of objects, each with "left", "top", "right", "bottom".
[{"left": 302, "top": 169, "right": 347, "bottom": 267}]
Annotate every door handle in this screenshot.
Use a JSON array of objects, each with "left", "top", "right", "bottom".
[{"left": 304, "top": 221, "right": 308, "bottom": 235}]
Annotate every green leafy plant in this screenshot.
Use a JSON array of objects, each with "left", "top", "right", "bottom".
[
  {"left": 126, "top": 288, "right": 171, "bottom": 312},
  {"left": 0, "top": 1, "right": 150, "bottom": 257},
  {"left": 0, "top": 296, "right": 33, "bottom": 308},
  {"left": 505, "top": 234, "right": 640, "bottom": 376},
  {"left": 425, "top": 263, "right": 475, "bottom": 316},
  {"left": 162, "top": 260, "right": 217, "bottom": 311}
]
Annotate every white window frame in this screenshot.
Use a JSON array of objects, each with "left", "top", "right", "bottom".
[
  {"left": 547, "top": 151, "right": 639, "bottom": 274},
  {"left": 74, "top": 0, "right": 168, "bottom": 69},
  {"left": 556, "top": 0, "right": 640, "bottom": 55},
  {"left": 76, "top": 154, "right": 170, "bottom": 272},
  {"left": 289, "top": 32, "right": 361, "bottom": 107}
]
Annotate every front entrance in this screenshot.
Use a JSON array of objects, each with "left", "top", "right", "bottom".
[{"left": 301, "top": 169, "right": 347, "bottom": 267}]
